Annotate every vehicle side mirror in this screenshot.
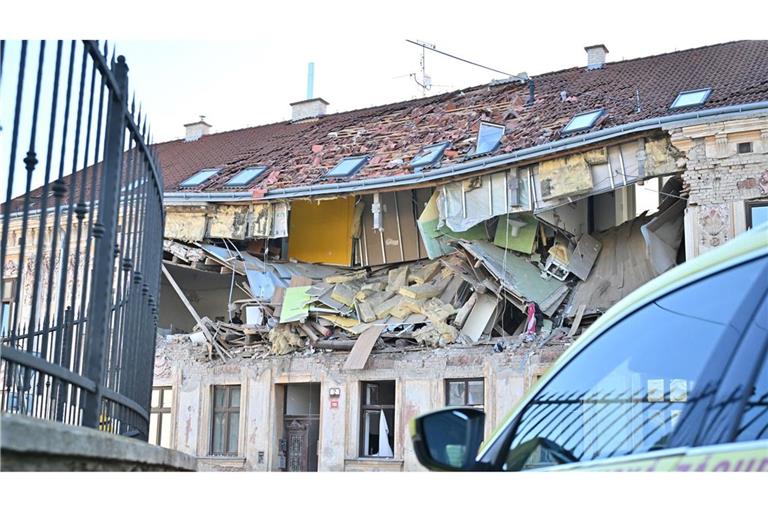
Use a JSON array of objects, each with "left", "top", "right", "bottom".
[{"left": 410, "top": 407, "right": 485, "bottom": 471}]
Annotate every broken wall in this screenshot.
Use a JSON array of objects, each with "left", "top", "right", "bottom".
[
  {"left": 438, "top": 168, "right": 524, "bottom": 232},
  {"left": 672, "top": 116, "right": 768, "bottom": 258},
  {"left": 164, "top": 202, "right": 290, "bottom": 242},
  {"left": 159, "top": 264, "right": 250, "bottom": 332},
  {"left": 165, "top": 207, "right": 209, "bottom": 241}
]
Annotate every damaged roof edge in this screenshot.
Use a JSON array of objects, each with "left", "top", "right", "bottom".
[{"left": 163, "top": 101, "right": 768, "bottom": 204}]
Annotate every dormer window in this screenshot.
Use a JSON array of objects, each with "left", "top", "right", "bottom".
[
  {"left": 475, "top": 122, "right": 505, "bottom": 155},
  {"left": 326, "top": 156, "right": 369, "bottom": 178},
  {"left": 178, "top": 168, "right": 220, "bottom": 188},
  {"left": 224, "top": 166, "right": 267, "bottom": 187},
  {"left": 411, "top": 142, "right": 450, "bottom": 170},
  {"left": 562, "top": 109, "right": 604, "bottom": 134},
  {"left": 670, "top": 88, "right": 712, "bottom": 109}
]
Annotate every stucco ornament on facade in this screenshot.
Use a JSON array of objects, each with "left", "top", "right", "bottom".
[{"left": 698, "top": 204, "right": 730, "bottom": 248}]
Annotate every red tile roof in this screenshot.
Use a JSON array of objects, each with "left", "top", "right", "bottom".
[
  {"left": 156, "top": 40, "right": 768, "bottom": 195},
  {"left": 4, "top": 39, "right": 767, "bottom": 218}
]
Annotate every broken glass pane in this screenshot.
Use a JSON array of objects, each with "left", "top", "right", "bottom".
[
  {"left": 411, "top": 142, "right": 449, "bottom": 169},
  {"left": 378, "top": 381, "right": 396, "bottom": 406}
]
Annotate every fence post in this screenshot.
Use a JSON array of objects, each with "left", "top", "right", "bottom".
[{"left": 82, "top": 55, "right": 128, "bottom": 430}]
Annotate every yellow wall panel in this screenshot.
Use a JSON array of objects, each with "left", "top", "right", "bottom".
[{"left": 288, "top": 197, "right": 355, "bottom": 266}]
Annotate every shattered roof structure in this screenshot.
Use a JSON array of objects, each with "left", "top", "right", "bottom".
[{"left": 156, "top": 40, "right": 768, "bottom": 195}]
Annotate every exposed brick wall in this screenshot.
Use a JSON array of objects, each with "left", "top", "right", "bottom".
[{"left": 671, "top": 116, "right": 768, "bottom": 257}]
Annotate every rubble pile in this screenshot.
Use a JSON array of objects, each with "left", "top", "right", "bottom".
[
  {"left": 162, "top": 187, "right": 686, "bottom": 365},
  {"left": 178, "top": 245, "right": 580, "bottom": 366}
]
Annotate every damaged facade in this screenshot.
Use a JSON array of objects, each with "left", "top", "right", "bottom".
[{"left": 5, "top": 41, "right": 767, "bottom": 471}]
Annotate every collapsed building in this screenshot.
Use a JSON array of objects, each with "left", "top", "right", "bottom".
[{"left": 4, "top": 41, "right": 767, "bottom": 471}]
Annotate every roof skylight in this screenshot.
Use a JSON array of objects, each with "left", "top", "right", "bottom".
[
  {"left": 562, "top": 109, "right": 604, "bottom": 134},
  {"left": 411, "top": 142, "right": 450, "bottom": 169},
  {"left": 670, "top": 88, "right": 712, "bottom": 109},
  {"left": 178, "top": 168, "right": 220, "bottom": 187},
  {"left": 326, "top": 156, "right": 368, "bottom": 178},
  {"left": 475, "top": 123, "right": 505, "bottom": 154},
  {"left": 224, "top": 166, "right": 267, "bottom": 187}
]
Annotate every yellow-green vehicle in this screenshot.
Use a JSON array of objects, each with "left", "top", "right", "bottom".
[{"left": 411, "top": 224, "right": 768, "bottom": 471}]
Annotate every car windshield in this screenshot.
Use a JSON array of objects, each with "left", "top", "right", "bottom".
[{"left": 497, "top": 255, "right": 768, "bottom": 470}]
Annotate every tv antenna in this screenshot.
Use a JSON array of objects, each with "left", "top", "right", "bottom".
[
  {"left": 409, "top": 39, "right": 434, "bottom": 97},
  {"left": 405, "top": 39, "right": 526, "bottom": 92}
]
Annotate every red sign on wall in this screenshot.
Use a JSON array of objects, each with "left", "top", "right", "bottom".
[{"left": 330, "top": 399, "right": 339, "bottom": 409}]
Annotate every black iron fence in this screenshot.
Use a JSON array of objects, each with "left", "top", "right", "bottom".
[{"left": 0, "top": 40, "right": 164, "bottom": 440}]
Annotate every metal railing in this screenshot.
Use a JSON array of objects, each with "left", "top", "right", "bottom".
[{"left": 0, "top": 40, "right": 164, "bottom": 440}]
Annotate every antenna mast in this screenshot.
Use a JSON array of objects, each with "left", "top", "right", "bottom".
[
  {"left": 405, "top": 39, "right": 525, "bottom": 84},
  {"left": 410, "top": 39, "right": 434, "bottom": 97}
]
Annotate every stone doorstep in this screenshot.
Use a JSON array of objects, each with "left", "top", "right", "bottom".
[{"left": 1, "top": 413, "right": 197, "bottom": 471}]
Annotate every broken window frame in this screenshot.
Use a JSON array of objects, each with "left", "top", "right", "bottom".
[
  {"left": 359, "top": 380, "right": 396, "bottom": 458},
  {"left": 411, "top": 141, "right": 450, "bottom": 170},
  {"left": 210, "top": 385, "right": 241, "bottom": 456},
  {"left": 326, "top": 155, "right": 369, "bottom": 178},
  {"left": 746, "top": 199, "right": 768, "bottom": 229},
  {"left": 475, "top": 122, "right": 505, "bottom": 155},
  {"left": 223, "top": 166, "right": 267, "bottom": 187},
  {"left": 178, "top": 168, "right": 220, "bottom": 188},
  {"left": 670, "top": 88, "right": 712, "bottom": 109},
  {"left": 561, "top": 108, "right": 604, "bottom": 134},
  {"left": 445, "top": 378, "right": 485, "bottom": 409},
  {"left": 149, "top": 386, "right": 173, "bottom": 448}
]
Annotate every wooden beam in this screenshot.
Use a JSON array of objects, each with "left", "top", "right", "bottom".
[
  {"left": 568, "top": 304, "right": 587, "bottom": 338},
  {"left": 343, "top": 324, "right": 386, "bottom": 370}
]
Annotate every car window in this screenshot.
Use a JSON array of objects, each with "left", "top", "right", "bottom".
[
  {"left": 502, "top": 256, "right": 767, "bottom": 471},
  {"left": 734, "top": 347, "right": 768, "bottom": 442}
]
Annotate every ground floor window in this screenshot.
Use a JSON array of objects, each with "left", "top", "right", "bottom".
[
  {"left": 446, "top": 378, "right": 484, "bottom": 409},
  {"left": 210, "top": 385, "right": 240, "bottom": 456},
  {"left": 149, "top": 386, "right": 173, "bottom": 448},
  {"left": 360, "top": 381, "right": 395, "bottom": 458}
]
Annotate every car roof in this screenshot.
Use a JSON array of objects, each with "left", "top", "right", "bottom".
[{"left": 478, "top": 222, "right": 768, "bottom": 456}]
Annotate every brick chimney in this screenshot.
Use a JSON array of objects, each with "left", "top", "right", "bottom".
[
  {"left": 584, "top": 44, "right": 609, "bottom": 70},
  {"left": 290, "top": 98, "right": 329, "bottom": 122},
  {"left": 184, "top": 115, "right": 211, "bottom": 142}
]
